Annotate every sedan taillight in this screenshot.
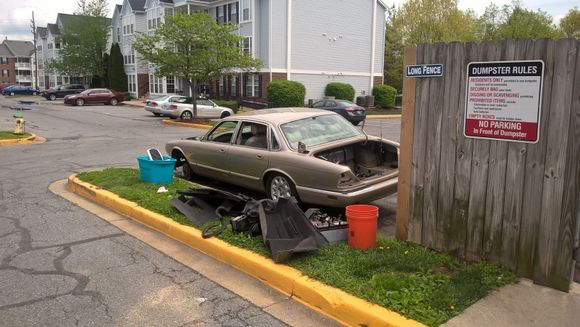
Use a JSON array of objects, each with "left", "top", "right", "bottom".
[
  {"left": 169, "top": 104, "right": 178, "bottom": 110},
  {"left": 345, "top": 107, "right": 354, "bottom": 113},
  {"left": 150, "top": 101, "right": 158, "bottom": 107}
]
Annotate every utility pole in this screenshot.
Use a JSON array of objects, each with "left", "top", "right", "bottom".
[{"left": 31, "top": 11, "right": 39, "bottom": 89}]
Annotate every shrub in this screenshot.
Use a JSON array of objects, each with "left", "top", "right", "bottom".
[
  {"left": 123, "top": 92, "right": 134, "bottom": 101},
  {"left": 213, "top": 99, "right": 239, "bottom": 113},
  {"left": 325, "top": 82, "right": 355, "bottom": 101},
  {"left": 267, "top": 80, "right": 306, "bottom": 108},
  {"left": 373, "top": 84, "right": 397, "bottom": 108}
]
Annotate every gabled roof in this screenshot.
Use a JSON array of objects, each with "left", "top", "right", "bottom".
[
  {"left": 37, "top": 27, "right": 48, "bottom": 38},
  {"left": 47, "top": 23, "right": 60, "bottom": 35},
  {"left": 128, "top": 0, "right": 147, "bottom": 11},
  {"left": 0, "top": 43, "right": 12, "bottom": 57},
  {"left": 1, "top": 40, "right": 34, "bottom": 57}
]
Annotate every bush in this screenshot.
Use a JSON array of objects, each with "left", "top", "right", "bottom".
[
  {"left": 213, "top": 99, "right": 239, "bottom": 113},
  {"left": 373, "top": 84, "right": 397, "bottom": 108},
  {"left": 123, "top": 92, "right": 134, "bottom": 101},
  {"left": 325, "top": 82, "right": 355, "bottom": 101},
  {"left": 267, "top": 80, "right": 306, "bottom": 108}
]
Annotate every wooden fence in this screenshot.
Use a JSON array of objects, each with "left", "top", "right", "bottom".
[{"left": 395, "top": 39, "right": 580, "bottom": 291}]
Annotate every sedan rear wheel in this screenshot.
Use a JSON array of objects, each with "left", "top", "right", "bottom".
[
  {"left": 76, "top": 99, "right": 85, "bottom": 106},
  {"left": 268, "top": 174, "right": 295, "bottom": 202},
  {"left": 109, "top": 98, "right": 119, "bottom": 106},
  {"left": 180, "top": 111, "right": 193, "bottom": 121},
  {"left": 49, "top": 94, "right": 56, "bottom": 101},
  {"left": 220, "top": 111, "right": 231, "bottom": 119}
]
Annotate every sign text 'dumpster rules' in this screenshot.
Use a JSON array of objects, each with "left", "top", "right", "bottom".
[{"left": 464, "top": 60, "right": 544, "bottom": 143}]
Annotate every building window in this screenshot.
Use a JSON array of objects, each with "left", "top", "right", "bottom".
[
  {"left": 217, "top": 6, "right": 225, "bottom": 24},
  {"left": 0, "top": 57, "right": 5, "bottom": 64},
  {"left": 218, "top": 76, "right": 224, "bottom": 96},
  {"left": 48, "top": 43, "right": 53, "bottom": 49},
  {"left": 229, "top": 3, "right": 239, "bottom": 24},
  {"left": 1, "top": 69, "right": 8, "bottom": 77},
  {"left": 57, "top": 76, "right": 62, "bottom": 85},
  {"left": 166, "top": 76, "right": 175, "bottom": 93},
  {"left": 231, "top": 76, "right": 237, "bottom": 97},
  {"left": 117, "top": 27, "right": 120, "bottom": 42},
  {"left": 242, "top": 37, "right": 252, "bottom": 55},
  {"left": 164, "top": 8, "right": 173, "bottom": 17},
  {"left": 128, "top": 75, "right": 136, "bottom": 93},
  {"left": 244, "top": 74, "right": 261, "bottom": 97},
  {"left": 55, "top": 42, "right": 60, "bottom": 49},
  {"left": 36, "top": 45, "right": 42, "bottom": 50},
  {"left": 241, "top": 0, "right": 251, "bottom": 22},
  {"left": 149, "top": 74, "right": 162, "bottom": 94},
  {"left": 130, "top": 24, "right": 134, "bottom": 34}
]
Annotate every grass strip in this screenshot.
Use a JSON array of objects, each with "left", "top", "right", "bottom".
[
  {"left": 77, "top": 168, "right": 515, "bottom": 327},
  {"left": 0, "top": 131, "right": 32, "bottom": 140},
  {"left": 366, "top": 108, "right": 402, "bottom": 115}
]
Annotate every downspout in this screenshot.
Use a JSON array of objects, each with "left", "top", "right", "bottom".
[
  {"left": 286, "top": 0, "right": 292, "bottom": 80},
  {"left": 269, "top": 0, "right": 272, "bottom": 83},
  {"left": 369, "top": 0, "right": 377, "bottom": 92}
]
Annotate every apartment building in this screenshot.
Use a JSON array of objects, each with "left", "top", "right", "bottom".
[
  {"left": 36, "top": 14, "right": 110, "bottom": 90},
  {"left": 115, "top": 0, "right": 386, "bottom": 104},
  {"left": 0, "top": 40, "right": 35, "bottom": 87}
]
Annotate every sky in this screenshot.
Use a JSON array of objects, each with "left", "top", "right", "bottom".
[{"left": 0, "top": 0, "right": 577, "bottom": 42}]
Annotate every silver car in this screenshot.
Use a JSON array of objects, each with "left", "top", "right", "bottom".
[
  {"left": 160, "top": 97, "right": 234, "bottom": 120},
  {"left": 166, "top": 108, "right": 399, "bottom": 207},
  {"left": 144, "top": 95, "right": 188, "bottom": 116}
]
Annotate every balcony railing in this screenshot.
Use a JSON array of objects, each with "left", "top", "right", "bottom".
[
  {"left": 16, "top": 76, "right": 32, "bottom": 82},
  {"left": 15, "top": 62, "right": 32, "bottom": 69}
]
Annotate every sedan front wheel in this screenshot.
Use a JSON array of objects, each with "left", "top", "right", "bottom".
[
  {"left": 76, "top": 99, "right": 85, "bottom": 106},
  {"left": 180, "top": 111, "right": 193, "bottom": 121},
  {"left": 267, "top": 174, "right": 296, "bottom": 202},
  {"left": 49, "top": 94, "right": 56, "bottom": 101}
]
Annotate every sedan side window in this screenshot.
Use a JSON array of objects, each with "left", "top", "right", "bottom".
[
  {"left": 325, "top": 101, "right": 337, "bottom": 107},
  {"left": 206, "top": 121, "right": 238, "bottom": 143},
  {"left": 235, "top": 122, "right": 268, "bottom": 149},
  {"left": 312, "top": 101, "right": 325, "bottom": 108}
]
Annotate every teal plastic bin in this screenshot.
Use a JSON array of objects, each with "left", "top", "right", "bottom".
[{"left": 137, "top": 155, "right": 176, "bottom": 184}]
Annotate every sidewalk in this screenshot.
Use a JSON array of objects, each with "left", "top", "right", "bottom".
[{"left": 444, "top": 280, "right": 580, "bottom": 327}]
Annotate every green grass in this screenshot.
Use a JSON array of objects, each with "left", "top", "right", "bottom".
[
  {"left": 77, "top": 168, "right": 515, "bottom": 327},
  {"left": 0, "top": 131, "right": 32, "bottom": 140}
]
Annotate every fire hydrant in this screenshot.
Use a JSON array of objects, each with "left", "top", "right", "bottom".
[{"left": 14, "top": 114, "right": 25, "bottom": 135}]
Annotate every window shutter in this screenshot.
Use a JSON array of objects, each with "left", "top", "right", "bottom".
[{"left": 257, "top": 75, "right": 262, "bottom": 98}]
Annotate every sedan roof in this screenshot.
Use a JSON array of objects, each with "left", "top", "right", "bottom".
[{"left": 228, "top": 107, "right": 333, "bottom": 124}]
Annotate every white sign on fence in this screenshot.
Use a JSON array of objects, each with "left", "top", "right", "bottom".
[{"left": 464, "top": 60, "right": 544, "bottom": 143}]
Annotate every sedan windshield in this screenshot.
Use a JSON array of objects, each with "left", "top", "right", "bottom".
[{"left": 280, "top": 114, "right": 360, "bottom": 149}]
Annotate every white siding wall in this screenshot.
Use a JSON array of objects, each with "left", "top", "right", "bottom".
[
  {"left": 135, "top": 13, "right": 148, "bottom": 74},
  {"left": 291, "top": 0, "right": 373, "bottom": 73},
  {"left": 374, "top": 5, "right": 386, "bottom": 75},
  {"left": 257, "top": 0, "right": 269, "bottom": 66},
  {"left": 293, "top": 73, "right": 370, "bottom": 102},
  {"left": 270, "top": 0, "right": 287, "bottom": 70}
]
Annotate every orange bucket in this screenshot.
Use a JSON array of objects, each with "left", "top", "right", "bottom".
[{"left": 346, "top": 204, "right": 378, "bottom": 249}]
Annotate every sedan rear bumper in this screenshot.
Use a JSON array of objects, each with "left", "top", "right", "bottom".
[
  {"left": 296, "top": 177, "right": 398, "bottom": 207},
  {"left": 145, "top": 106, "right": 164, "bottom": 114}
]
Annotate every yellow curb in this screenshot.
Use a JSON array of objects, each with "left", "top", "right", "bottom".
[
  {"left": 67, "top": 174, "right": 425, "bottom": 327},
  {"left": 162, "top": 119, "right": 213, "bottom": 129},
  {"left": 0, "top": 133, "right": 37, "bottom": 145}
]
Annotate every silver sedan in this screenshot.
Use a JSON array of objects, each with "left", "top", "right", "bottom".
[
  {"left": 159, "top": 98, "right": 234, "bottom": 120},
  {"left": 144, "top": 95, "right": 187, "bottom": 117}
]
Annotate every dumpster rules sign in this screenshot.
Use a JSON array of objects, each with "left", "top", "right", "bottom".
[{"left": 464, "top": 60, "right": 544, "bottom": 143}]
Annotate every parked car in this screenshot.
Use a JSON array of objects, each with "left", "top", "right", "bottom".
[
  {"left": 144, "top": 95, "right": 188, "bottom": 117},
  {"left": 166, "top": 108, "right": 399, "bottom": 207},
  {"left": 2, "top": 85, "right": 40, "bottom": 96},
  {"left": 0, "top": 83, "right": 15, "bottom": 93},
  {"left": 42, "top": 84, "right": 86, "bottom": 101},
  {"left": 64, "top": 88, "right": 124, "bottom": 106},
  {"left": 160, "top": 97, "right": 233, "bottom": 120},
  {"left": 311, "top": 99, "right": 366, "bottom": 125}
]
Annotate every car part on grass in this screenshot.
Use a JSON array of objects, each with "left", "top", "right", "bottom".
[
  {"left": 305, "top": 208, "right": 348, "bottom": 243},
  {"left": 258, "top": 197, "right": 329, "bottom": 263},
  {"left": 170, "top": 188, "right": 260, "bottom": 238}
]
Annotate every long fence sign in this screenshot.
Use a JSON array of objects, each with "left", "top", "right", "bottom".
[{"left": 464, "top": 60, "right": 544, "bottom": 143}]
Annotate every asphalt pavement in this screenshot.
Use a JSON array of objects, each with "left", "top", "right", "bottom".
[{"left": 0, "top": 97, "right": 401, "bottom": 326}]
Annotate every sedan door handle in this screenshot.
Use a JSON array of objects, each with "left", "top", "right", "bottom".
[{"left": 256, "top": 154, "right": 263, "bottom": 159}]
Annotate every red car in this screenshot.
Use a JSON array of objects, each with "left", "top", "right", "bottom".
[{"left": 64, "top": 88, "right": 124, "bottom": 106}]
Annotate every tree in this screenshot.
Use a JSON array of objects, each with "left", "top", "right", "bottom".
[
  {"left": 384, "top": 5, "right": 404, "bottom": 92},
  {"left": 133, "top": 12, "right": 261, "bottom": 118},
  {"left": 108, "top": 43, "right": 128, "bottom": 91},
  {"left": 477, "top": 2, "right": 563, "bottom": 40},
  {"left": 560, "top": 7, "right": 580, "bottom": 38},
  {"left": 46, "top": 0, "right": 110, "bottom": 85}
]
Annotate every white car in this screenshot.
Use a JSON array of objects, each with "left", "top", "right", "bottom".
[
  {"left": 144, "top": 95, "right": 188, "bottom": 116},
  {"left": 160, "top": 97, "right": 234, "bottom": 120}
]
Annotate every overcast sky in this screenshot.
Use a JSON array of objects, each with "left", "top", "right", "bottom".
[{"left": 0, "top": 0, "right": 577, "bottom": 42}]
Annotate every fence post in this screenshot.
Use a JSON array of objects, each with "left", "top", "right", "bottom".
[{"left": 395, "top": 45, "right": 417, "bottom": 241}]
